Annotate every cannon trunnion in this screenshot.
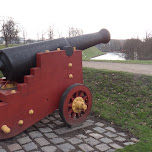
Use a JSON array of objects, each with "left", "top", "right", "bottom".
[{"left": 0, "top": 29, "right": 110, "bottom": 139}]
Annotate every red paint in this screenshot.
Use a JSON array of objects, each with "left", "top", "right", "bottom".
[
  {"left": 61, "top": 85, "right": 92, "bottom": 126},
  {"left": 0, "top": 50, "right": 84, "bottom": 139}
]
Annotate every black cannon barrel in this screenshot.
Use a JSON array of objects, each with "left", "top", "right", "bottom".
[{"left": 0, "top": 29, "right": 110, "bottom": 82}]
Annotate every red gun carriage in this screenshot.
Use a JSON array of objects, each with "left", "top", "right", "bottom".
[{"left": 0, "top": 29, "right": 110, "bottom": 139}]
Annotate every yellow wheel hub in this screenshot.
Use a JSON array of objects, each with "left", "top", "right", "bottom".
[{"left": 72, "top": 97, "right": 87, "bottom": 113}]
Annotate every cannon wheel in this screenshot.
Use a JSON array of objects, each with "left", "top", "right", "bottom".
[{"left": 59, "top": 83, "right": 92, "bottom": 126}]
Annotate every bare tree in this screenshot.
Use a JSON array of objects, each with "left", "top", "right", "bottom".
[
  {"left": 123, "top": 39, "right": 142, "bottom": 60},
  {"left": 58, "top": 31, "right": 63, "bottom": 38},
  {"left": 22, "top": 30, "right": 27, "bottom": 44},
  {"left": 48, "top": 26, "right": 54, "bottom": 40},
  {"left": 1, "top": 19, "right": 19, "bottom": 47},
  {"left": 68, "top": 27, "right": 83, "bottom": 37}
]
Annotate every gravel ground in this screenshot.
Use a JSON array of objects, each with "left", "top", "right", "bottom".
[{"left": 83, "top": 61, "right": 152, "bottom": 75}]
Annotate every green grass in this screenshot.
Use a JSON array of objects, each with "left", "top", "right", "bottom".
[
  {"left": 0, "top": 44, "right": 19, "bottom": 49},
  {"left": 83, "top": 68, "right": 152, "bottom": 152},
  {"left": 90, "top": 59, "right": 152, "bottom": 64},
  {"left": 82, "top": 46, "right": 104, "bottom": 60}
]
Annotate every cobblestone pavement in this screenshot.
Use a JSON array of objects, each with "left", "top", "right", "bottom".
[{"left": 0, "top": 111, "right": 138, "bottom": 152}]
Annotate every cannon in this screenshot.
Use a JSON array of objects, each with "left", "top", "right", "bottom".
[{"left": 0, "top": 29, "right": 110, "bottom": 139}]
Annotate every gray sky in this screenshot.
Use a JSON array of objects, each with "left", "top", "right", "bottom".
[{"left": 0, "top": 0, "right": 152, "bottom": 39}]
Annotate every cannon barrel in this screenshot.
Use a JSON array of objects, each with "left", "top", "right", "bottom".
[{"left": 0, "top": 29, "right": 110, "bottom": 82}]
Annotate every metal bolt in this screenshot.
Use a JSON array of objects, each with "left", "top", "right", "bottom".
[
  {"left": 29, "top": 109, "right": 34, "bottom": 115},
  {"left": 18, "top": 120, "right": 24, "bottom": 125}
]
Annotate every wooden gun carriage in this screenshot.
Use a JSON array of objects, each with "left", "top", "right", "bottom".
[{"left": 0, "top": 29, "right": 110, "bottom": 139}]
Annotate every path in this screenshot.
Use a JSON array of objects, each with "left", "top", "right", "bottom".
[
  {"left": 0, "top": 111, "right": 138, "bottom": 152},
  {"left": 83, "top": 61, "right": 152, "bottom": 75}
]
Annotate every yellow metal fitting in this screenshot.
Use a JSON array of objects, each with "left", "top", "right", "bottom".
[
  {"left": 11, "top": 90, "right": 16, "bottom": 94},
  {"left": 1, "top": 125, "right": 11, "bottom": 134},
  {"left": 72, "top": 97, "right": 87, "bottom": 113},
  {"left": 1, "top": 83, "right": 16, "bottom": 89},
  {"left": 18, "top": 120, "right": 24, "bottom": 125},
  {"left": 69, "top": 74, "right": 73, "bottom": 79},
  {"left": 68, "top": 63, "right": 72, "bottom": 68},
  {"left": 57, "top": 48, "right": 60, "bottom": 51},
  {"left": 45, "top": 50, "right": 50, "bottom": 53},
  {"left": 29, "top": 109, "right": 34, "bottom": 115},
  {"left": 73, "top": 47, "right": 76, "bottom": 51}
]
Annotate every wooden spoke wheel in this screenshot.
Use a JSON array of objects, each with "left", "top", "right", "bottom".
[{"left": 59, "top": 83, "right": 92, "bottom": 126}]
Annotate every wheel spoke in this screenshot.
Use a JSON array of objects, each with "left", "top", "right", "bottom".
[
  {"left": 79, "top": 91, "right": 83, "bottom": 97},
  {"left": 76, "top": 113, "right": 80, "bottom": 118},
  {"left": 68, "top": 104, "right": 72, "bottom": 108},
  {"left": 71, "top": 112, "right": 76, "bottom": 118},
  {"left": 71, "top": 97, "right": 75, "bottom": 102},
  {"left": 83, "top": 95, "right": 88, "bottom": 101},
  {"left": 68, "top": 109, "right": 73, "bottom": 115},
  {"left": 76, "top": 91, "right": 79, "bottom": 97}
]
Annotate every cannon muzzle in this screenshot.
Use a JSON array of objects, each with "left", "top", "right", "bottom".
[{"left": 0, "top": 29, "right": 110, "bottom": 82}]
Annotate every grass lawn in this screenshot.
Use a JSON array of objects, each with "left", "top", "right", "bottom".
[
  {"left": 83, "top": 68, "right": 152, "bottom": 152},
  {"left": 90, "top": 59, "right": 152, "bottom": 64},
  {"left": 0, "top": 44, "right": 19, "bottom": 49},
  {"left": 82, "top": 46, "right": 104, "bottom": 60}
]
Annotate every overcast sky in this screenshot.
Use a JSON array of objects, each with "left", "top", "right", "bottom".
[{"left": 0, "top": 0, "right": 152, "bottom": 39}]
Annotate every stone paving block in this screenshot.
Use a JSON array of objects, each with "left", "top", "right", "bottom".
[
  {"left": 84, "top": 137, "right": 100, "bottom": 146},
  {"left": 86, "top": 119, "right": 94, "bottom": 123},
  {"left": 17, "top": 136, "right": 32, "bottom": 144},
  {"left": 76, "top": 134, "right": 87, "bottom": 139},
  {"left": 7, "top": 143, "right": 22, "bottom": 152},
  {"left": 124, "top": 142, "right": 135, "bottom": 146},
  {"left": 95, "top": 122, "right": 104, "bottom": 127},
  {"left": 115, "top": 136, "right": 126, "bottom": 142},
  {"left": 110, "top": 143, "right": 123, "bottom": 149},
  {"left": 50, "top": 137, "right": 65, "bottom": 144},
  {"left": 54, "top": 113, "right": 60, "bottom": 119},
  {"left": 15, "top": 132, "right": 26, "bottom": 139},
  {"left": 35, "top": 137, "right": 50, "bottom": 146},
  {"left": 26, "top": 126, "right": 36, "bottom": 132},
  {"left": 131, "top": 138, "right": 139, "bottom": 142},
  {"left": 28, "top": 131, "right": 43, "bottom": 139},
  {"left": 34, "top": 122, "right": 46, "bottom": 128},
  {"left": 57, "top": 143, "right": 75, "bottom": 152},
  {"left": 54, "top": 121, "right": 93, "bottom": 135},
  {"left": 104, "top": 131, "right": 117, "bottom": 138},
  {"left": 41, "top": 118, "right": 50, "bottom": 124},
  {"left": 0, "top": 149, "right": 7, "bottom": 152},
  {"left": 53, "top": 120, "right": 64, "bottom": 125},
  {"left": 96, "top": 143, "right": 110, "bottom": 151},
  {"left": 44, "top": 132, "right": 58, "bottom": 138},
  {"left": 89, "top": 133, "right": 103, "bottom": 139},
  {"left": 48, "top": 124, "right": 56, "bottom": 129},
  {"left": 47, "top": 116, "right": 56, "bottom": 121},
  {"left": 93, "top": 127, "right": 106, "bottom": 133},
  {"left": 22, "top": 142, "right": 37, "bottom": 151},
  {"left": 41, "top": 146, "right": 57, "bottom": 152},
  {"left": 105, "top": 127, "right": 116, "bottom": 132},
  {"left": 106, "top": 149, "right": 115, "bottom": 152},
  {"left": 78, "top": 144, "right": 94, "bottom": 152},
  {"left": 85, "top": 130, "right": 92, "bottom": 134},
  {"left": 100, "top": 137, "right": 113, "bottom": 143},
  {"left": 67, "top": 137, "right": 82, "bottom": 144},
  {"left": 39, "top": 127, "right": 52, "bottom": 133},
  {"left": 117, "top": 132, "right": 126, "bottom": 137},
  {"left": 15, "top": 150, "right": 25, "bottom": 152}
]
